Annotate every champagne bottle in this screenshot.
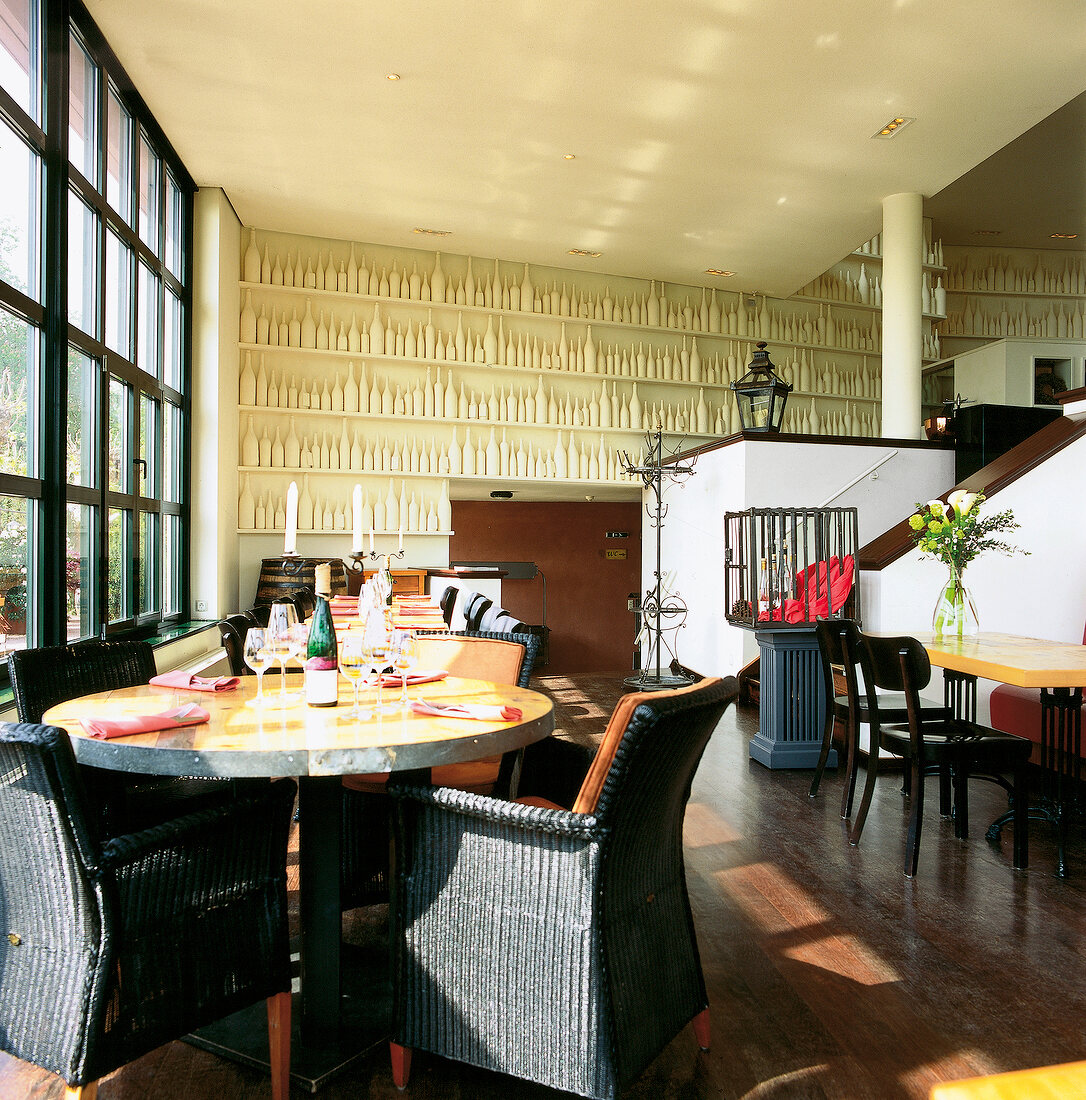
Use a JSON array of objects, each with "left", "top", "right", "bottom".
[{"left": 305, "top": 563, "right": 339, "bottom": 707}]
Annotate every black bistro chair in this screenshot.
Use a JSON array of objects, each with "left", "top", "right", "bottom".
[
  {"left": 0, "top": 722, "right": 295, "bottom": 1099},
  {"left": 855, "top": 632, "right": 1032, "bottom": 876},
  {"left": 387, "top": 676, "right": 739, "bottom": 1098}
]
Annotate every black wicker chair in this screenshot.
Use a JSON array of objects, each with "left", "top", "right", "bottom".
[
  {"left": 218, "top": 613, "right": 258, "bottom": 676},
  {"left": 387, "top": 675, "right": 739, "bottom": 1099},
  {"left": 0, "top": 722, "right": 295, "bottom": 1099},
  {"left": 339, "top": 630, "right": 543, "bottom": 911},
  {"left": 7, "top": 640, "right": 247, "bottom": 834}
]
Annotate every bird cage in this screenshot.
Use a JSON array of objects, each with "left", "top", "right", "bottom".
[{"left": 724, "top": 506, "right": 860, "bottom": 630}]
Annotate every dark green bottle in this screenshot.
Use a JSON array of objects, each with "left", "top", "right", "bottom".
[{"left": 305, "top": 565, "right": 338, "bottom": 707}]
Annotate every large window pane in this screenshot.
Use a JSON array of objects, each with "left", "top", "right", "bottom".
[
  {"left": 107, "top": 506, "right": 127, "bottom": 622},
  {"left": 137, "top": 261, "right": 159, "bottom": 377},
  {"left": 163, "top": 400, "right": 181, "bottom": 502},
  {"left": 68, "top": 33, "right": 97, "bottom": 186},
  {"left": 0, "top": 114, "right": 39, "bottom": 299},
  {"left": 67, "top": 189, "right": 97, "bottom": 332},
  {"left": 0, "top": 304, "right": 35, "bottom": 477},
  {"left": 163, "top": 285, "right": 181, "bottom": 389},
  {"left": 0, "top": 493, "right": 28, "bottom": 652},
  {"left": 0, "top": 0, "right": 39, "bottom": 122},
  {"left": 66, "top": 347, "right": 96, "bottom": 486},
  {"left": 105, "top": 228, "right": 132, "bottom": 357},
  {"left": 107, "top": 374, "right": 130, "bottom": 492},
  {"left": 137, "top": 131, "right": 159, "bottom": 253},
  {"left": 65, "top": 501, "right": 94, "bottom": 640},
  {"left": 106, "top": 86, "right": 132, "bottom": 224},
  {"left": 164, "top": 170, "right": 182, "bottom": 279},
  {"left": 163, "top": 512, "right": 180, "bottom": 616},
  {"left": 139, "top": 392, "right": 158, "bottom": 497},
  {"left": 138, "top": 509, "right": 157, "bottom": 615}
]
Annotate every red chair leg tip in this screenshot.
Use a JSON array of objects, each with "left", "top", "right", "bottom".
[
  {"left": 390, "top": 1042, "right": 412, "bottom": 1089},
  {"left": 693, "top": 1008, "right": 710, "bottom": 1050}
]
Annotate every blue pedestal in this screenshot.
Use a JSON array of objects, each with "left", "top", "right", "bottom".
[{"left": 749, "top": 627, "right": 835, "bottom": 770}]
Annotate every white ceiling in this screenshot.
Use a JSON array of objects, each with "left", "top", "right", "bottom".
[{"left": 86, "top": 0, "right": 1086, "bottom": 298}]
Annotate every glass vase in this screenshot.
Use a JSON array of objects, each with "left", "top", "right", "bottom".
[{"left": 931, "top": 564, "right": 978, "bottom": 638}]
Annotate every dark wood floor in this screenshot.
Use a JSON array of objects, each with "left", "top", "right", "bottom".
[{"left": 5, "top": 672, "right": 1085, "bottom": 1098}]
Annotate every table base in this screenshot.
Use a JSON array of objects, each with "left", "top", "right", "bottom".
[{"left": 186, "top": 940, "right": 391, "bottom": 1093}]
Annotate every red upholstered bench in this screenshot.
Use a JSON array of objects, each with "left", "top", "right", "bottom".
[{"left": 988, "top": 621, "right": 1086, "bottom": 765}]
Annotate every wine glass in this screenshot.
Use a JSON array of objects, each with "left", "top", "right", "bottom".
[
  {"left": 339, "top": 630, "right": 372, "bottom": 718},
  {"left": 243, "top": 627, "right": 271, "bottom": 705},
  {"left": 266, "top": 601, "right": 299, "bottom": 702},
  {"left": 391, "top": 629, "right": 418, "bottom": 707},
  {"left": 365, "top": 618, "right": 393, "bottom": 713}
]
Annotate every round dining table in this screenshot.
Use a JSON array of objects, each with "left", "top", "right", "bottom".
[{"left": 43, "top": 671, "right": 554, "bottom": 1091}]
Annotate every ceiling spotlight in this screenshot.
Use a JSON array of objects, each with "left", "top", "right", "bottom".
[
  {"left": 563, "top": 153, "right": 576, "bottom": 160},
  {"left": 705, "top": 268, "right": 735, "bottom": 277},
  {"left": 973, "top": 229, "right": 1002, "bottom": 236},
  {"left": 568, "top": 248, "right": 602, "bottom": 258},
  {"left": 872, "top": 116, "right": 915, "bottom": 139},
  {"left": 413, "top": 227, "right": 452, "bottom": 236},
  {"left": 1051, "top": 232, "right": 1078, "bottom": 240},
  {"left": 386, "top": 73, "right": 400, "bottom": 81}
]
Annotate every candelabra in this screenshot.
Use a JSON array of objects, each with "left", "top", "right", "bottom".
[
  {"left": 620, "top": 430, "right": 697, "bottom": 690},
  {"left": 347, "top": 547, "right": 405, "bottom": 572}
]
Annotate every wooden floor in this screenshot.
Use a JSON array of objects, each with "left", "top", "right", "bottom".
[{"left": 5, "top": 672, "right": 1086, "bottom": 1099}]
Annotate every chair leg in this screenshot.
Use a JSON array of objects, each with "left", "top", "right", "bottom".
[
  {"left": 267, "top": 991, "right": 291, "bottom": 1100},
  {"left": 952, "top": 764, "right": 969, "bottom": 839},
  {"left": 840, "top": 712, "right": 860, "bottom": 819},
  {"left": 1012, "top": 764, "right": 1029, "bottom": 870},
  {"left": 391, "top": 1042, "right": 413, "bottom": 1090},
  {"left": 939, "top": 762, "right": 952, "bottom": 816},
  {"left": 65, "top": 1084, "right": 97, "bottom": 1100},
  {"left": 808, "top": 712, "right": 836, "bottom": 799},
  {"left": 693, "top": 1007, "right": 711, "bottom": 1050},
  {"left": 904, "top": 757, "right": 924, "bottom": 877},
  {"left": 848, "top": 737, "right": 881, "bottom": 845}
]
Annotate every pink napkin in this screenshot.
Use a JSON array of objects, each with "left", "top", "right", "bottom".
[
  {"left": 149, "top": 671, "right": 240, "bottom": 692},
  {"left": 410, "top": 700, "right": 523, "bottom": 722},
  {"left": 377, "top": 670, "right": 448, "bottom": 687},
  {"left": 80, "top": 704, "right": 210, "bottom": 740}
]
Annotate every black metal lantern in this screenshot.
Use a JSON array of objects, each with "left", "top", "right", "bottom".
[{"left": 731, "top": 341, "right": 792, "bottom": 433}]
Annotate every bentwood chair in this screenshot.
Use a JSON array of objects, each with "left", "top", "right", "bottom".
[
  {"left": 0, "top": 723, "right": 295, "bottom": 1100},
  {"left": 810, "top": 619, "right": 950, "bottom": 837},
  {"left": 7, "top": 641, "right": 240, "bottom": 834},
  {"left": 855, "top": 632, "right": 1032, "bottom": 876},
  {"left": 387, "top": 676, "right": 739, "bottom": 1099}
]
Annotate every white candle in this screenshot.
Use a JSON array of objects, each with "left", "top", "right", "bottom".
[
  {"left": 398, "top": 526, "right": 403, "bottom": 552},
  {"left": 284, "top": 481, "right": 298, "bottom": 555},
  {"left": 351, "top": 484, "right": 363, "bottom": 552}
]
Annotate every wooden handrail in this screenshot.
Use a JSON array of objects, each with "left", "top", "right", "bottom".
[{"left": 859, "top": 412, "right": 1086, "bottom": 571}]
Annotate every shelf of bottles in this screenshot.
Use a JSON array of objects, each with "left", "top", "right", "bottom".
[{"left": 936, "top": 247, "right": 1086, "bottom": 347}]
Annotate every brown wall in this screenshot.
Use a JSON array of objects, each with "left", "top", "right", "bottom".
[{"left": 449, "top": 501, "right": 643, "bottom": 673}]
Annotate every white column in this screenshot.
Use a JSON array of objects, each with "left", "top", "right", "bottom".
[{"left": 880, "top": 192, "right": 924, "bottom": 439}]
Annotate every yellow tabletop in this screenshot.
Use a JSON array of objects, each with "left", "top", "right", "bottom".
[
  {"left": 42, "top": 673, "right": 554, "bottom": 779},
  {"left": 884, "top": 631, "right": 1086, "bottom": 689},
  {"left": 930, "top": 1059, "right": 1086, "bottom": 1099}
]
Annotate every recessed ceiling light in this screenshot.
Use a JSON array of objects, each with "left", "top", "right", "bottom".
[
  {"left": 1051, "top": 232, "right": 1078, "bottom": 240},
  {"left": 705, "top": 268, "right": 735, "bottom": 277},
  {"left": 872, "top": 116, "right": 915, "bottom": 139},
  {"left": 563, "top": 153, "right": 576, "bottom": 160},
  {"left": 974, "top": 229, "right": 1002, "bottom": 236},
  {"left": 413, "top": 227, "right": 452, "bottom": 236},
  {"left": 386, "top": 73, "right": 401, "bottom": 81},
  {"left": 568, "top": 248, "right": 601, "bottom": 258}
]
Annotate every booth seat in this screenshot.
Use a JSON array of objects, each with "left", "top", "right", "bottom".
[{"left": 988, "top": 621, "right": 1086, "bottom": 764}]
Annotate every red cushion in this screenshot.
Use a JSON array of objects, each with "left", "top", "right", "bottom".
[{"left": 989, "top": 684, "right": 1086, "bottom": 765}]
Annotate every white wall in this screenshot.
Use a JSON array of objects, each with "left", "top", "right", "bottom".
[{"left": 646, "top": 437, "right": 955, "bottom": 679}]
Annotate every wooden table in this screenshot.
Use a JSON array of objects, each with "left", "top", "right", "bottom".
[
  {"left": 43, "top": 673, "right": 553, "bottom": 1091},
  {"left": 908, "top": 631, "right": 1086, "bottom": 876},
  {"left": 930, "top": 1059, "right": 1086, "bottom": 1099}
]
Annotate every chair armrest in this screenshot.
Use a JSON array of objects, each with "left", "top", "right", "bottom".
[
  {"left": 99, "top": 778, "right": 296, "bottom": 929},
  {"left": 390, "top": 781, "right": 602, "bottom": 840}
]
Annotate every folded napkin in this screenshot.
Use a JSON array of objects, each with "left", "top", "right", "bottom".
[
  {"left": 411, "top": 699, "right": 523, "bottom": 722},
  {"left": 80, "top": 704, "right": 210, "bottom": 740},
  {"left": 149, "top": 671, "right": 240, "bottom": 692},
  {"left": 377, "top": 670, "right": 448, "bottom": 687}
]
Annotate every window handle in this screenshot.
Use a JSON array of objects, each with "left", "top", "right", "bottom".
[{"left": 133, "top": 458, "right": 147, "bottom": 479}]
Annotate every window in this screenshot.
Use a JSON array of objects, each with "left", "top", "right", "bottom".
[{"left": 0, "top": 0, "right": 193, "bottom": 651}]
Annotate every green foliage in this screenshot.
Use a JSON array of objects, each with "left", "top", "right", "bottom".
[{"left": 908, "top": 491, "right": 1027, "bottom": 574}]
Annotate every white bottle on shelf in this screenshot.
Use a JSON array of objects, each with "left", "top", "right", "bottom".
[
  {"left": 243, "top": 228, "right": 261, "bottom": 283},
  {"left": 238, "top": 474, "right": 255, "bottom": 528}
]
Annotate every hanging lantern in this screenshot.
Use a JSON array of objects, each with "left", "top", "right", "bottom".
[{"left": 731, "top": 341, "right": 792, "bottom": 433}]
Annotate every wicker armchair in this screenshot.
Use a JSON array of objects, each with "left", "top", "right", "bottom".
[
  {"left": 388, "top": 675, "right": 739, "bottom": 1099},
  {"left": 7, "top": 641, "right": 243, "bottom": 834},
  {"left": 0, "top": 722, "right": 295, "bottom": 1099}
]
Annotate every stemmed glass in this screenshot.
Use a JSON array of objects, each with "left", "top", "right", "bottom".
[
  {"left": 365, "top": 618, "right": 394, "bottom": 713},
  {"left": 391, "top": 629, "right": 418, "bottom": 707},
  {"left": 266, "top": 601, "right": 299, "bottom": 702},
  {"left": 243, "top": 627, "right": 271, "bottom": 705},
  {"left": 339, "top": 630, "right": 372, "bottom": 719}
]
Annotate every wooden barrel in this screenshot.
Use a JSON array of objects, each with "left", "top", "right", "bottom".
[{"left": 254, "top": 557, "right": 348, "bottom": 605}]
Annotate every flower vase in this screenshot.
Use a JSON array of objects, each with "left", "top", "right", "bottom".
[{"left": 932, "top": 565, "right": 979, "bottom": 638}]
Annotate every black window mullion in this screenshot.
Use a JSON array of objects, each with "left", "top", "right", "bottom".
[{"left": 40, "top": 0, "right": 71, "bottom": 645}]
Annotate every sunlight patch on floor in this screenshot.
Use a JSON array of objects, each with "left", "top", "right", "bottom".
[{"left": 684, "top": 801, "right": 742, "bottom": 846}]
